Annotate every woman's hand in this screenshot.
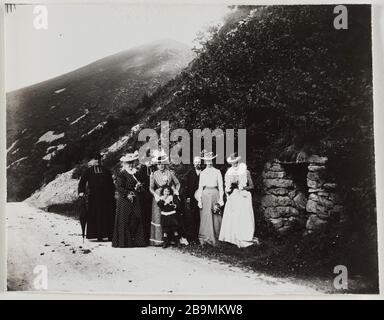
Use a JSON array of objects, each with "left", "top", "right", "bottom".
[
  {"left": 153, "top": 193, "right": 160, "bottom": 202},
  {"left": 198, "top": 201, "right": 202, "bottom": 209}
]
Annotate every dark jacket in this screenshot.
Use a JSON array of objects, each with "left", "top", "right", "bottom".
[{"left": 185, "top": 168, "right": 201, "bottom": 200}]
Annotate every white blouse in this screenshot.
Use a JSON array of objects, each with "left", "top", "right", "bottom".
[
  {"left": 225, "top": 163, "right": 248, "bottom": 193},
  {"left": 196, "top": 167, "right": 224, "bottom": 203}
]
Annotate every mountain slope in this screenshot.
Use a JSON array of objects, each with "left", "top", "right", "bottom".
[{"left": 6, "top": 39, "right": 194, "bottom": 200}]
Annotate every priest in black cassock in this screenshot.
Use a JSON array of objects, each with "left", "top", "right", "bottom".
[{"left": 78, "top": 153, "right": 116, "bottom": 241}]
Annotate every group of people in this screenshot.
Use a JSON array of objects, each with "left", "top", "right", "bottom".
[{"left": 78, "top": 150, "right": 256, "bottom": 249}]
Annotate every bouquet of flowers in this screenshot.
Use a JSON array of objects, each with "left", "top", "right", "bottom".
[
  {"left": 134, "top": 181, "right": 144, "bottom": 192},
  {"left": 127, "top": 191, "right": 136, "bottom": 203},
  {"left": 229, "top": 182, "right": 239, "bottom": 195},
  {"left": 212, "top": 203, "right": 223, "bottom": 215}
]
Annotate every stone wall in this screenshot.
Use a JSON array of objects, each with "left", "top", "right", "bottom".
[
  {"left": 305, "top": 156, "right": 344, "bottom": 233},
  {"left": 261, "top": 156, "right": 344, "bottom": 234},
  {"left": 261, "top": 161, "right": 307, "bottom": 234}
]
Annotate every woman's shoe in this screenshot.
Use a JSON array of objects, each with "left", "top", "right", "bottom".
[{"left": 162, "top": 239, "right": 169, "bottom": 249}]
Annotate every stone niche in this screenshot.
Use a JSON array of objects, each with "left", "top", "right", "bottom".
[{"left": 261, "top": 155, "right": 344, "bottom": 234}]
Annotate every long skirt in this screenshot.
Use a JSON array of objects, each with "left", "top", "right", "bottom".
[
  {"left": 161, "top": 213, "right": 179, "bottom": 234},
  {"left": 219, "top": 189, "right": 255, "bottom": 248},
  {"left": 139, "top": 190, "right": 152, "bottom": 243},
  {"left": 149, "top": 189, "right": 163, "bottom": 246},
  {"left": 183, "top": 197, "right": 200, "bottom": 243},
  {"left": 86, "top": 194, "right": 115, "bottom": 240},
  {"left": 112, "top": 195, "right": 146, "bottom": 248},
  {"left": 199, "top": 187, "right": 222, "bottom": 246}
]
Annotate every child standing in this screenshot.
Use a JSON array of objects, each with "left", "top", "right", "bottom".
[{"left": 156, "top": 185, "right": 180, "bottom": 248}]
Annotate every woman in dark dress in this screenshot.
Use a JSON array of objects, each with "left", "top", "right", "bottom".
[{"left": 112, "top": 151, "right": 146, "bottom": 248}]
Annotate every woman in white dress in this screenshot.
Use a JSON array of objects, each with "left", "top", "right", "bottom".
[
  {"left": 219, "top": 153, "right": 255, "bottom": 248},
  {"left": 196, "top": 151, "right": 224, "bottom": 246}
]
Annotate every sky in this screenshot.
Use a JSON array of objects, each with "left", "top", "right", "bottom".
[{"left": 5, "top": 3, "right": 231, "bottom": 92}]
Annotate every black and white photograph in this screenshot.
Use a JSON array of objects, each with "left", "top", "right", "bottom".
[{"left": 3, "top": 2, "right": 381, "bottom": 296}]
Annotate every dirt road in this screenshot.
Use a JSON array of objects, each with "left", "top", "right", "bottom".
[{"left": 7, "top": 202, "right": 322, "bottom": 295}]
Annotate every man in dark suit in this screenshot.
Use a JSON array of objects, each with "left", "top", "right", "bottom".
[{"left": 184, "top": 156, "right": 203, "bottom": 244}]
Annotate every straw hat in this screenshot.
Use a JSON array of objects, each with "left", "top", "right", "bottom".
[
  {"left": 227, "top": 152, "right": 241, "bottom": 164},
  {"left": 200, "top": 150, "right": 217, "bottom": 161},
  {"left": 151, "top": 149, "right": 169, "bottom": 164},
  {"left": 120, "top": 150, "right": 139, "bottom": 162}
]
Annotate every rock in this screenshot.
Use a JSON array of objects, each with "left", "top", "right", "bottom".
[
  {"left": 317, "top": 191, "right": 330, "bottom": 197},
  {"left": 306, "top": 214, "right": 328, "bottom": 230},
  {"left": 317, "top": 211, "right": 330, "bottom": 220},
  {"left": 323, "top": 183, "right": 337, "bottom": 190},
  {"left": 262, "top": 171, "right": 286, "bottom": 179},
  {"left": 307, "top": 171, "right": 325, "bottom": 182},
  {"left": 308, "top": 155, "right": 328, "bottom": 164},
  {"left": 264, "top": 178, "right": 294, "bottom": 189},
  {"left": 309, "top": 194, "right": 333, "bottom": 208},
  {"left": 308, "top": 165, "right": 326, "bottom": 172},
  {"left": 317, "top": 196, "right": 334, "bottom": 208},
  {"left": 264, "top": 208, "right": 283, "bottom": 218},
  {"left": 306, "top": 199, "right": 317, "bottom": 213},
  {"left": 284, "top": 216, "right": 302, "bottom": 228},
  {"left": 307, "top": 179, "right": 324, "bottom": 189},
  {"left": 289, "top": 207, "right": 300, "bottom": 216},
  {"left": 266, "top": 188, "right": 289, "bottom": 196},
  {"left": 288, "top": 190, "right": 297, "bottom": 199},
  {"left": 265, "top": 162, "right": 284, "bottom": 172},
  {"left": 277, "top": 225, "right": 292, "bottom": 235},
  {"left": 270, "top": 218, "right": 284, "bottom": 229},
  {"left": 309, "top": 193, "right": 319, "bottom": 201},
  {"left": 293, "top": 192, "right": 307, "bottom": 210},
  {"left": 261, "top": 195, "right": 293, "bottom": 207},
  {"left": 265, "top": 206, "right": 299, "bottom": 218},
  {"left": 309, "top": 188, "right": 325, "bottom": 193}
]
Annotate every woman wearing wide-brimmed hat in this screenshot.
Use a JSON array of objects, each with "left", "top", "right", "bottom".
[
  {"left": 196, "top": 150, "right": 224, "bottom": 246},
  {"left": 149, "top": 149, "right": 180, "bottom": 246},
  {"left": 219, "top": 153, "right": 255, "bottom": 248},
  {"left": 112, "top": 151, "right": 147, "bottom": 248}
]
